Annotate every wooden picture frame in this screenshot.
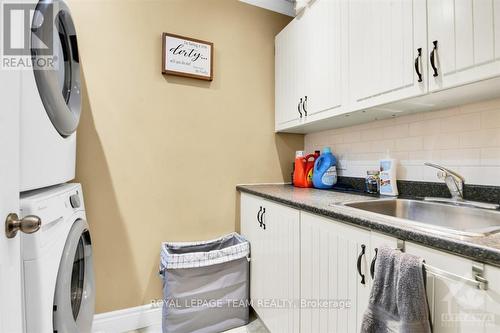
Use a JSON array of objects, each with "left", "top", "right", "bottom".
[{"left": 162, "top": 33, "right": 214, "bottom": 81}]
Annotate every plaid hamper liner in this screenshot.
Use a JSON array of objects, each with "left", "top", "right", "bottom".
[{"left": 159, "top": 233, "right": 250, "bottom": 333}]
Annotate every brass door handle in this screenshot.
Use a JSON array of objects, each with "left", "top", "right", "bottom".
[{"left": 5, "top": 213, "right": 41, "bottom": 238}]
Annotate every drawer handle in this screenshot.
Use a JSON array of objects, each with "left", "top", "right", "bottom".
[
  {"left": 414, "top": 48, "right": 423, "bottom": 83},
  {"left": 370, "top": 248, "right": 378, "bottom": 279},
  {"left": 302, "top": 96, "right": 308, "bottom": 116},
  {"left": 297, "top": 98, "right": 303, "bottom": 118},
  {"left": 357, "top": 244, "right": 366, "bottom": 285},
  {"left": 430, "top": 40, "right": 438, "bottom": 77}
]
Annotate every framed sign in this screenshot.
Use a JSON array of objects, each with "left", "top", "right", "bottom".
[{"left": 162, "top": 33, "right": 213, "bottom": 81}]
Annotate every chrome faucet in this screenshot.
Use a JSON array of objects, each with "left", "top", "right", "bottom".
[
  {"left": 424, "top": 162, "right": 464, "bottom": 200},
  {"left": 424, "top": 162, "right": 499, "bottom": 210}
]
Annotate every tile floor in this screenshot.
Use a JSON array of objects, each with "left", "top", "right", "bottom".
[
  {"left": 225, "top": 318, "right": 268, "bottom": 333},
  {"left": 130, "top": 317, "right": 268, "bottom": 333}
]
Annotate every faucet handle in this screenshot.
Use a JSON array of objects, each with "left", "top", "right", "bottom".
[
  {"left": 424, "top": 162, "right": 464, "bottom": 182},
  {"left": 425, "top": 162, "right": 464, "bottom": 200},
  {"left": 436, "top": 170, "right": 445, "bottom": 179}
]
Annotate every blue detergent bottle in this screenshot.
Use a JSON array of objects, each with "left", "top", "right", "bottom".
[{"left": 312, "top": 147, "right": 338, "bottom": 189}]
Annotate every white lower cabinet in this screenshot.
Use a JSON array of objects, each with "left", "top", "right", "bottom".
[
  {"left": 240, "top": 194, "right": 300, "bottom": 333},
  {"left": 241, "top": 195, "right": 500, "bottom": 332},
  {"left": 300, "top": 212, "right": 371, "bottom": 333},
  {"left": 406, "top": 242, "right": 500, "bottom": 333},
  {"left": 299, "top": 213, "right": 400, "bottom": 333}
]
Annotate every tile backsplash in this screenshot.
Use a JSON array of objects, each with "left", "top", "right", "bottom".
[{"left": 305, "top": 98, "right": 500, "bottom": 186}]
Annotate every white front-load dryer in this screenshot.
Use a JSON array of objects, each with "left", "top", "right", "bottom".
[
  {"left": 20, "top": 0, "right": 82, "bottom": 191},
  {"left": 20, "top": 183, "right": 95, "bottom": 333}
]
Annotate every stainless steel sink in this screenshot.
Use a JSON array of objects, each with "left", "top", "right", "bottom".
[{"left": 344, "top": 199, "right": 500, "bottom": 237}]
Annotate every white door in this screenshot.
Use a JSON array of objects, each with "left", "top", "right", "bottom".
[
  {"left": 241, "top": 194, "right": 301, "bottom": 333},
  {"left": 428, "top": 0, "right": 500, "bottom": 92},
  {"left": 406, "top": 242, "right": 500, "bottom": 332},
  {"left": 300, "top": 213, "right": 371, "bottom": 333},
  {"left": 275, "top": 19, "right": 303, "bottom": 129},
  {"left": 0, "top": 69, "right": 23, "bottom": 331},
  {"left": 302, "top": 0, "right": 345, "bottom": 120},
  {"left": 348, "top": 0, "right": 427, "bottom": 109},
  {"left": 261, "top": 200, "right": 300, "bottom": 333},
  {"left": 367, "top": 232, "right": 400, "bottom": 284},
  {"left": 240, "top": 194, "right": 266, "bottom": 318}
]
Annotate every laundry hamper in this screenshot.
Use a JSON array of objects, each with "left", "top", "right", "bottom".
[{"left": 159, "top": 232, "right": 250, "bottom": 333}]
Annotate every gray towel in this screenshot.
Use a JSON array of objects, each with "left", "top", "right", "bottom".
[{"left": 360, "top": 245, "right": 431, "bottom": 333}]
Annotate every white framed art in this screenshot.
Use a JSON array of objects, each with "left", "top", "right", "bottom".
[{"left": 162, "top": 33, "right": 213, "bottom": 81}]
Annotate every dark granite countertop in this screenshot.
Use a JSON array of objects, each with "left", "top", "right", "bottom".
[{"left": 236, "top": 184, "right": 500, "bottom": 268}]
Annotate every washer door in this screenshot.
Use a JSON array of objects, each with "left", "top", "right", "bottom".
[
  {"left": 31, "top": 0, "right": 81, "bottom": 137},
  {"left": 53, "top": 219, "right": 95, "bottom": 333}
]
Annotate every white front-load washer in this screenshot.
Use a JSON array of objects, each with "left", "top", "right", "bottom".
[
  {"left": 20, "top": 183, "right": 95, "bottom": 333},
  {"left": 20, "top": 0, "right": 82, "bottom": 191}
]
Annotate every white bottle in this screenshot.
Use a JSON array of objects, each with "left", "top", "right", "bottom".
[{"left": 379, "top": 158, "right": 398, "bottom": 196}]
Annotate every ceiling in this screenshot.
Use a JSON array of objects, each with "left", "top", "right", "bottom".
[{"left": 239, "top": 0, "right": 295, "bottom": 17}]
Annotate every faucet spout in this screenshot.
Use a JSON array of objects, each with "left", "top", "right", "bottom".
[
  {"left": 424, "top": 162, "right": 464, "bottom": 200},
  {"left": 423, "top": 163, "right": 499, "bottom": 210}
]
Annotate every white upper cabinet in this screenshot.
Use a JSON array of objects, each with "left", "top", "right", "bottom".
[
  {"left": 275, "top": 0, "right": 345, "bottom": 130},
  {"left": 301, "top": 0, "right": 346, "bottom": 120},
  {"left": 275, "top": 19, "right": 302, "bottom": 127},
  {"left": 275, "top": 0, "right": 500, "bottom": 133},
  {"left": 428, "top": 0, "right": 500, "bottom": 91},
  {"left": 348, "top": 0, "right": 427, "bottom": 109}
]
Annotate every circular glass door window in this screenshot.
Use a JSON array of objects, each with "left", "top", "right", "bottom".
[
  {"left": 53, "top": 219, "right": 95, "bottom": 333},
  {"left": 31, "top": 0, "right": 81, "bottom": 137},
  {"left": 70, "top": 237, "right": 85, "bottom": 320}
]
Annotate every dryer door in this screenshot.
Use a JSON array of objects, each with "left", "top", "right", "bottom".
[
  {"left": 31, "top": 0, "right": 81, "bottom": 137},
  {"left": 53, "top": 219, "right": 95, "bottom": 333}
]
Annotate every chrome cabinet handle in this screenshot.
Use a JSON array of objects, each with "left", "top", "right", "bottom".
[
  {"left": 414, "top": 48, "right": 423, "bottom": 82},
  {"left": 430, "top": 40, "right": 438, "bottom": 77},
  {"left": 5, "top": 213, "right": 41, "bottom": 238},
  {"left": 297, "top": 98, "right": 303, "bottom": 118},
  {"left": 370, "top": 248, "right": 378, "bottom": 279},
  {"left": 357, "top": 244, "right": 366, "bottom": 285},
  {"left": 302, "top": 96, "right": 308, "bottom": 116}
]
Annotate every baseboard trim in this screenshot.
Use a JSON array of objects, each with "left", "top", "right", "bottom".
[{"left": 92, "top": 303, "right": 162, "bottom": 333}]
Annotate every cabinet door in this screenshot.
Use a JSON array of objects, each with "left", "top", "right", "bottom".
[
  {"left": 367, "top": 232, "right": 400, "bottom": 283},
  {"left": 406, "top": 242, "right": 500, "bottom": 332},
  {"left": 241, "top": 194, "right": 300, "bottom": 333},
  {"left": 262, "top": 200, "right": 300, "bottom": 333},
  {"left": 348, "top": 0, "right": 427, "bottom": 109},
  {"left": 275, "top": 20, "right": 302, "bottom": 128},
  {"left": 240, "top": 194, "right": 267, "bottom": 318},
  {"left": 301, "top": 0, "right": 345, "bottom": 119},
  {"left": 300, "top": 212, "right": 371, "bottom": 333},
  {"left": 428, "top": 0, "right": 500, "bottom": 91}
]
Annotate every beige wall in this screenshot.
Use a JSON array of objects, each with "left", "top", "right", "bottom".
[
  {"left": 305, "top": 98, "right": 500, "bottom": 186},
  {"left": 69, "top": 0, "right": 302, "bottom": 313}
]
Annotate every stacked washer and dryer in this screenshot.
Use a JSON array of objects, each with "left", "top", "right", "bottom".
[{"left": 19, "top": 0, "right": 95, "bottom": 332}]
